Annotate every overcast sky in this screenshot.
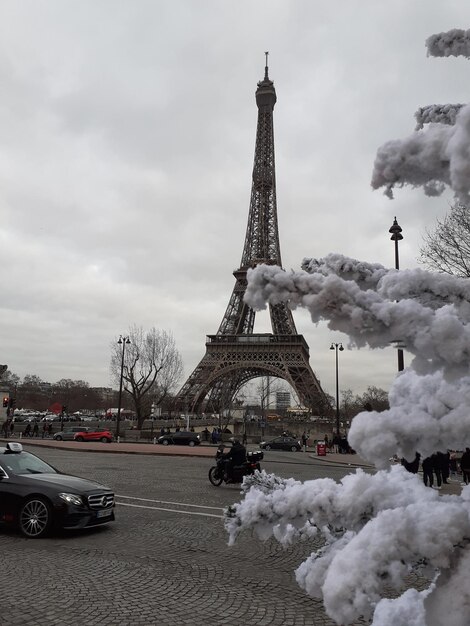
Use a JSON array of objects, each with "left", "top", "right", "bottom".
[{"left": 1, "top": 1, "right": 468, "bottom": 402}]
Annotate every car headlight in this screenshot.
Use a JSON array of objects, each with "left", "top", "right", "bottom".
[{"left": 59, "top": 493, "right": 84, "bottom": 506}]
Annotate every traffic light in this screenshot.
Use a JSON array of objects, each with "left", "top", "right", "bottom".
[{"left": 2, "top": 397, "right": 8, "bottom": 407}]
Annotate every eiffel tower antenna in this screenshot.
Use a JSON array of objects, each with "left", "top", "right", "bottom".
[{"left": 174, "top": 62, "right": 328, "bottom": 417}]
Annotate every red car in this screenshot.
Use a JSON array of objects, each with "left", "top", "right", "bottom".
[{"left": 73, "top": 429, "right": 113, "bottom": 443}]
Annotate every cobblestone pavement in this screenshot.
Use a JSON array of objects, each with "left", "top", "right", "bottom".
[{"left": 1, "top": 444, "right": 429, "bottom": 626}]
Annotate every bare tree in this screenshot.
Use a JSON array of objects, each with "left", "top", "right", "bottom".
[
  {"left": 419, "top": 202, "right": 470, "bottom": 277},
  {"left": 110, "top": 326, "right": 183, "bottom": 428}
]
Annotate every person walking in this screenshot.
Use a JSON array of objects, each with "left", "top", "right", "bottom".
[
  {"left": 431, "top": 453, "right": 442, "bottom": 489},
  {"left": 9, "top": 420, "right": 14, "bottom": 437},
  {"left": 32, "top": 421, "right": 39, "bottom": 437},
  {"left": 438, "top": 451, "right": 450, "bottom": 484},
  {"left": 460, "top": 448, "right": 470, "bottom": 486},
  {"left": 450, "top": 451, "right": 458, "bottom": 480},
  {"left": 422, "top": 456, "right": 434, "bottom": 488},
  {"left": 332, "top": 434, "right": 340, "bottom": 453},
  {"left": 1, "top": 420, "right": 8, "bottom": 438},
  {"left": 23, "top": 423, "right": 32, "bottom": 438},
  {"left": 301, "top": 431, "right": 308, "bottom": 452}
]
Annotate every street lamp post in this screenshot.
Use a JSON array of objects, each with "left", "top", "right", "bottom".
[
  {"left": 330, "top": 342, "right": 344, "bottom": 436},
  {"left": 116, "top": 335, "right": 130, "bottom": 440},
  {"left": 389, "top": 217, "right": 404, "bottom": 372}
]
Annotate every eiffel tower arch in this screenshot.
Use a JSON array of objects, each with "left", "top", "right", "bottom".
[{"left": 175, "top": 57, "right": 329, "bottom": 416}]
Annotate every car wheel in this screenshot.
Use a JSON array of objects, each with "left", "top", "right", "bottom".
[
  {"left": 291, "top": 445, "right": 298, "bottom": 452},
  {"left": 100, "top": 437, "right": 109, "bottom": 443},
  {"left": 265, "top": 445, "right": 271, "bottom": 451},
  {"left": 208, "top": 466, "right": 223, "bottom": 486},
  {"left": 19, "top": 497, "right": 53, "bottom": 538},
  {"left": 55, "top": 435, "right": 63, "bottom": 441},
  {"left": 188, "top": 440, "right": 195, "bottom": 447},
  {"left": 75, "top": 436, "right": 84, "bottom": 442},
  {"left": 162, "top": 439, "right": 169, "bottom": 445}
]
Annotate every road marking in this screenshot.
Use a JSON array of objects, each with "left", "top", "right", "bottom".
[
  {"left": 116, "top": 501, "right": 223, "bottom": 519},
  {"left": 116, "top": 494, "right": 224, "bottom": 511}
]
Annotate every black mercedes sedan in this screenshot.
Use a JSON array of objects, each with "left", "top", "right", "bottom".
[{"left": 0, "top": 442, "right": 115, "bottom": 538}]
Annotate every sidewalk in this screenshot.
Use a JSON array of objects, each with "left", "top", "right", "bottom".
[{"left": 1, "top": 437, "right": 216, "bottom": 458}]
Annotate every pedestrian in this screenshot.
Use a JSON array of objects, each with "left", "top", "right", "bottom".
[
  {"left": 9, "top": 420, "right": 14, "bottom": 437},
  {"left": 332, "top": 434, "right": 340, "bottom": 453},
  {"left": 422, "top": 456, "right": 434, "bottom": 487},
  {"left": 48, "top": 423, "right": 54, "bottom": 437},
  {"left": 242, "top": 431, "right": 248, "bottom": 446},
  {"left": 450, "top": 451, "right": 458, "bottom": 479},
  {"left": 437, "top": 451, "right": 450, "bottom": 484},
  {"left": 301, "top": 431, "right": 308, "bottom": 452},
  {"left": 340, "top": 435, "right": 349, "bottom": 454},
  {"left": 42, "top": 422, "right": 47, "bottom": 439},
  {"left": 160, "top": 426, "right": 165, "bottom": 437},
  {"left": 401, "top": 452, "right": 421, "bottom": 474},
  {"left": 202, "top": 427, "right": 210, "bottom": 442},
  {"left": 211, "top": 428, "right": 217, "bottom": 444},
  {"left": 1, "top": 420, "right": 8, "bottom": 438},
  {"left": 32, "top": 421, "right": 39, "bottom": 437},
  {"left": 460, "top": 447, "right": 470, "bottom": 486},
  {"left": 23, "top": 423, "right": 32, "bottom": 438},
  {"left": 431, "top": 453, "right": 442, "bottom": 489}
]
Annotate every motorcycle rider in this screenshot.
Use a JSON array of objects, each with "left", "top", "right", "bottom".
[{"left": 222, "top": 438, "right": 247, "bottom": 481}]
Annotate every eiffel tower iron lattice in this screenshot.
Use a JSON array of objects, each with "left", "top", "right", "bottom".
[{"left": 175, "top": 57, "right": 329, "bottom": 416}]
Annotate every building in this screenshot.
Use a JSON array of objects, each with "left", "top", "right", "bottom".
[{"left": 276, "top": 391, "right": 291, "bottom": 411}]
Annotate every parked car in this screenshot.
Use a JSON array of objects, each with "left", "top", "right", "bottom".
[
  {"left": 53, "top": 427, "right": 91, "bottom": 441},
  {"left": 74, "top": 429, "right": 113, "bottom": 443},
  {"left": 0, "top": 441, "right": 115, "bottom": 538},
  {"left": 157, "top": 431, "right": 200, "bottom": 447},
  {"left": 259, "top": 436, "right": 301, "bottom": 452}
]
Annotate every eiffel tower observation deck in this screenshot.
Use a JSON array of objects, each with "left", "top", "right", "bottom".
[{"left": 174, "top": 56, "right": 329, "bottom": 416}]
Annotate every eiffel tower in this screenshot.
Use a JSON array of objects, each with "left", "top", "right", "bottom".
[{"left": 175, "top": 55, "right": 328, "bottom": 416}]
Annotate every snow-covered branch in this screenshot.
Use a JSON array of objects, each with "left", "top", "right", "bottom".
[
  {"left": 245, "top": 259, "right": 470, "bottom": 372},
  {"left": 415, "top": 104, "right": 464, "bottom": 130},
  {"left": 426, "top": 29, "right": 470, "bottom": 59},
  {"left": 225, "top": 469, "right": 470, "bottom": 624},
  {"left": 372, "top": 104, "right": 470, "bottom": 200}
]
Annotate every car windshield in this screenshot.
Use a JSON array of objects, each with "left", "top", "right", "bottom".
[{"left": 1, "top": 451, "right": 58, "bottom": 475}]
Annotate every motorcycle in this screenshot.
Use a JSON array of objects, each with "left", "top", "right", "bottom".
[{"left": 208, "top": 446, "right": 263, "bottom": 486}]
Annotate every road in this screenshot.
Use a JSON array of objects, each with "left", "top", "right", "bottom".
[{"left": 0, "top": 446, "right": 367, "bottom": 626}]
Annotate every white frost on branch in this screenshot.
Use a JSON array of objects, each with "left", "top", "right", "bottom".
[
  {"left": 415, "top": 104, "right": 464, "bottom": 130},
  {"left": 301, "top": 253, "right": 388, "bottom": 290},
  {"left": 225, "top": 468, "right": 470, "bottom": 624},
  {"left": 349, "top": 369, "right": 470, "bottom": 466},
  {"left": 372, "top": 104, "right": 470, "bottom": 200},
  {"left": 245, "top": 259, "right": 470, "bottom": 373},
  {"left": 426, "top": 29, "right": 470, "bottom": 58},
  {"left": 236, "top": 254, "right": 470, "bottom": 622}
]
